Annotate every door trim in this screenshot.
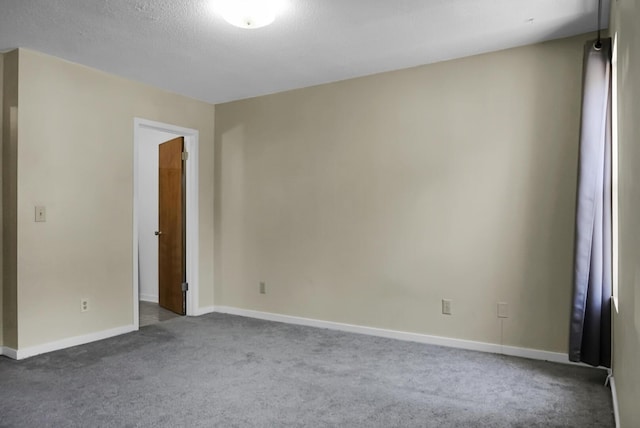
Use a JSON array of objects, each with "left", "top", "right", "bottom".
[{"left": 133, "top": 118, "right": 200, "bottom": 328}]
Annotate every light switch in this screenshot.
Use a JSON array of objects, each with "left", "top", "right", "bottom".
[
  {"left": 497, "top": 302, "right": 509, "bottom": 318},
  {"left": 35, "top": 206, "right": 46, "bottom": 222}
]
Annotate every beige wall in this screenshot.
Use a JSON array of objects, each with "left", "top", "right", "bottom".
[
  {"left": 14, "top": 49, "right": 215, "bottom": 349},
  {"left": 2, "top": 50, "right": 18, "bottom": 349},
  {"left": 611, "top": 0, "right": 640, "bottom": 426},
  {"left": 215, "top": 34, "right": 590, "bottom": 353}
]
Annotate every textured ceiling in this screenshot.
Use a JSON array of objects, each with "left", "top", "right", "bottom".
[{"left": 0, "top": 0, "right": 608, "bottom": 104}]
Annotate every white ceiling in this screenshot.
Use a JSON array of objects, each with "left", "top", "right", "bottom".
[{"left": 0, "top": 0, "right": 608, "bottom": 104}]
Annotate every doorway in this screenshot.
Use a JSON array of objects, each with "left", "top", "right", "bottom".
[{"left": 133, "top": 118, "right": 199, "bottom": 329}]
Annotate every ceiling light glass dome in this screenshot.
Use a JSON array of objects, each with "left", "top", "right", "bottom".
[{"left": 216, "top": 0, "right": 286, "bottom": 29}]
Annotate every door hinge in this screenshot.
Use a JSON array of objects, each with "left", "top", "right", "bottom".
[
  {"left": 181, "top": 151, "right": 189, "bottom": 161},
  {"left": 181, "top": 282, "right": 189, "bottom": 292}
]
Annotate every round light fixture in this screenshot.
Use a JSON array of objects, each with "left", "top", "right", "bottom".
[{"left": 215, "top": 0, "right": 286, "bottom": 29}]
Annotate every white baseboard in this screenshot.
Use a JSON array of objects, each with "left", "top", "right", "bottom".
[
  {"left": 6, "top": 325, "right": 137, "bottom": 360},
  {"left": 213, "top": 306, "right": 578, "bottom": 365},
  {"left": 2, "top": 306, "right": 597, "bottom": 369},
  {"left": 1, "top": 346, "right": 18, "bottom": 359},
  {"left": 139, "top": 294, "right": 159, "bottom": 303},
  {"left": 610, "top": 374, "right": 620, "bottom": 427},
  {"left": 192, "top": 305, "right": 216, "bottom": 316}
]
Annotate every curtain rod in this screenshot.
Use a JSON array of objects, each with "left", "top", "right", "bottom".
[{"left": 595, "top": 0, "right": 603, "bottom": 50}]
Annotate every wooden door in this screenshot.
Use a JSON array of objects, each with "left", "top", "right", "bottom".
[{"left": 158, "top": 137, "right": 186, "bottom": 315}]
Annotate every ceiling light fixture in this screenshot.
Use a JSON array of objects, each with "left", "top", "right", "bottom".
[{"left": 215, "top": 0, "right": 286, "bottom": 30}]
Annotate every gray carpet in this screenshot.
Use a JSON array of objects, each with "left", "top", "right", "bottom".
[{"left": 0, "top": 313, "right": 614, "bottom": 427}]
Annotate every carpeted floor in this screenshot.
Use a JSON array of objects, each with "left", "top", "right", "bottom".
[{"left": 0, "top": 313, "right": 614, "bottom": 427}]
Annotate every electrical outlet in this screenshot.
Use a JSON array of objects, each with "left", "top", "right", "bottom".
[
  {"left": 442, "top": 299, "right": 452, "bottom": 315},
  {"left": 81, "top": 298, "right": 89, "bottom": 312},
  {"left": 497, "top": 302, "right": 509, "bottom": 318},
  {"left": 259, "top": 282, "right": 266, "bottom": 294}
]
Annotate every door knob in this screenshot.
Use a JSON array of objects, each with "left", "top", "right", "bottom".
[{"left": 154, "top": 231, "right": 163, "bottom": 236}]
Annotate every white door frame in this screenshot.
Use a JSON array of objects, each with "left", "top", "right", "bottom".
[{"left": 133, "top": 117, "right": 200, "bottom": 328}]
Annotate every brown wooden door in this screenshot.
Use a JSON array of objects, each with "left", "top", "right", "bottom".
[{"left": 158, "top": 137, "right": 186, "bottom": 315}]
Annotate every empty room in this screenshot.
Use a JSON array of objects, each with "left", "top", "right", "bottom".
[{"left": 0, "top": 0, "right": 638, "bottom": 427}]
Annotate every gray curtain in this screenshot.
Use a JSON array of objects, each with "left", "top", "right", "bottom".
[{"left": 569, "top": 39, "right": 612, "bottom": 368}]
